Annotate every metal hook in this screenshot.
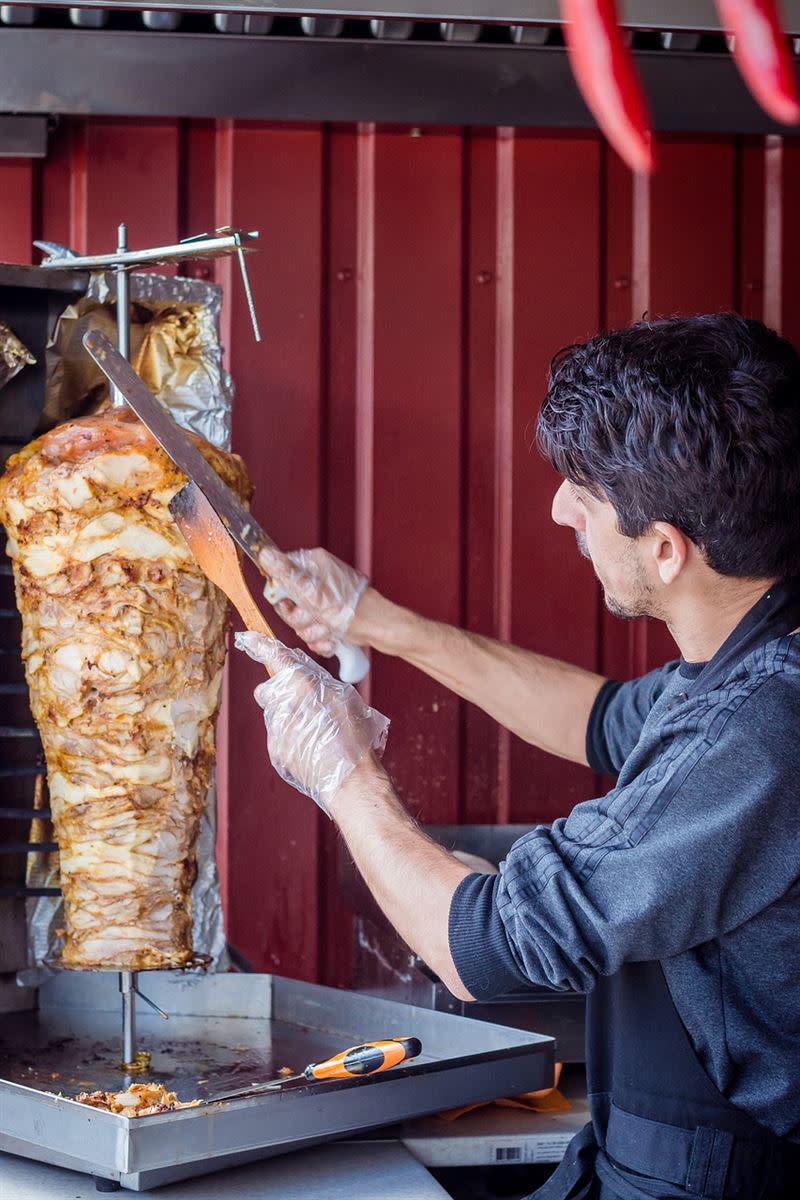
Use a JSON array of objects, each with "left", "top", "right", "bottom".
[
  {"left": 133, "top": 983, "right": 169, "bottom": 1021},
  {"left": 232, "top": 228, "right": 261, "bottom": 344},
  {"left": 186, "top": 225, "right": 261, "bottom": 343}
]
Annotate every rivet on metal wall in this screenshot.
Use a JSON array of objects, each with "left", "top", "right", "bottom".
[
  {"left": 510, "top": 24, "right": 549, "bottom": 45},
  {"left": 142, "top": 10, "right": 181, "bottom": 30},
  {"left": 69, "top": 8, "right": 108, "bottom": 27},
  {"left": 613, "top": 276, "right": 631, "bottom": 290},
  {"left": 440, "top": 22, "right": 481, "bottom": 43},
  {"left": 660, "top": 31, "right": 700, "bottom": 52},
  {"left": 476, "top": 270, "right": 494, "bottom": 285},
  {"left": 0, "top": 6, "right": 36, "bottom": 24},
  {"left": 300, "top": 16, "right": 344, "bottom": 37},
  {"left": 744, "top": 279, "right": 763, "bottom": 292},
  {"left": 336, "top": 268, "right": 353, "bottom": 282},
  {"left": 410, "top": 127, "right": 423, "bottom": 138},
  {"left": 370, "top": 19, "right": 414, "bottom": 40}
]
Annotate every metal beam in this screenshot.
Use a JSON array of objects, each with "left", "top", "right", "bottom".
[
  {"left": 0, "top": 115, "right": 48, "bottom": 157},
  {"left": 0, "top": 31, "right": 797, "bottom": 130},
  {"left": 8, "top": 1, "right": 800, "bottom": 32}
]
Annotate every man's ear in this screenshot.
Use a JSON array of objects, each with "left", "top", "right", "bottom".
[{"left": 650, "top": 522, "right": 689, "bottom": 585}]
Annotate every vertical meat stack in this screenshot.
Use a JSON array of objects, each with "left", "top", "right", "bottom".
[{"left": 0, "top": 407, "right": 250, "bottom": 970}]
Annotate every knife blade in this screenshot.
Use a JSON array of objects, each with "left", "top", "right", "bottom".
[
  {"left": 82, "top": 328, "right": 278, "bottom": 567},
  {"left": 82, "top": 329, "right": 370, "bottom": 684}
]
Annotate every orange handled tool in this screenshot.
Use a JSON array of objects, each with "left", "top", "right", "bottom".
[
  {"left": 298, "top": 1037, "right": 422, "bottom": 1082},
  {"left": 211, "top": 1037, "right": 422, "bottom": 1104}
]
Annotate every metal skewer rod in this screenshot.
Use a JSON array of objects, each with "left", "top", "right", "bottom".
[
  {"left": 40, "top": 229, "right": 258, "bottom": 270},
  {"left": 111, "top": 223, "right": 130, "bottom": 409},
  {"left": 113, "top": 222, "right": 135, "bottom": 1062},
  {"left": 120, "top": 970, "right": 137, "bottom": 1066}
]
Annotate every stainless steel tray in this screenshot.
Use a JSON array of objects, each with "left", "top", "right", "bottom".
[{"left": 0, "top": 971, "right": 554, "bottom": 1190}]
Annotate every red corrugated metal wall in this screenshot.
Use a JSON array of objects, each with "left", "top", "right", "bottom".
[{"left": 1, "top": 120, "right": 798, "bottom": 983}]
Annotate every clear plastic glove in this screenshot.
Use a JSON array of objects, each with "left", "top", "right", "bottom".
[
  {"left": 235, "top": 631, "right": 389, "bottom": 816},
  {"left": 259, "top": 546, "right": 368, "bottom": 658}
]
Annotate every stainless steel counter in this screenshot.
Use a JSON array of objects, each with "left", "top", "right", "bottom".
[{"left": 0, "top": 1142, "right": 450, "bottom": 1200}]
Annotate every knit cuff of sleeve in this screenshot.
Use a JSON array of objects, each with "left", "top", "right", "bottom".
[
  {"left": 447, "top": 871, "right": 530, "bottom": 1001},
  {"left": 585, "top": 678, "right": 622, "bottom": 775}
]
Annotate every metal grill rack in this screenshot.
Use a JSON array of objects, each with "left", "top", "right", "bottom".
[
  {"left": 0, "top": 269, "right": 87, "bottom": 1019},
  {"left": 0, "top": 454, "right": 55, "bottom": 903},
  {"left": 0, "top": 265, "right": 98, "bottom": 1022},
  {"left": 0, "top": 547, "right": 56, "bottom": 903}
]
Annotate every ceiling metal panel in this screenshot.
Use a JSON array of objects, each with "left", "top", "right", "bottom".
[
  {"left": 6, "top": 1, "right": 800, "bottom": 33},
  {"left": 0, "top": 30, "right": 794, "bottom": 130}
]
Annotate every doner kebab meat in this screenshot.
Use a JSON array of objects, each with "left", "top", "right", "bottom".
[{"left": 0, "top": 408, "right": 250, "bottom": 970}]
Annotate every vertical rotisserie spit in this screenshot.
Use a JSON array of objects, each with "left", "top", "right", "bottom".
[{"left": 0, "top": 407, "right": 250, "bottom": 970}]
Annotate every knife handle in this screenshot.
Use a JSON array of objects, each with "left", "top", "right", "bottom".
[
  {"left": 238, "top": 591, "right": 277, "bottom": 642},
  {"left": 335, "top": 640, "right": 370, "bottom": 685},
  {"left": 265, "top": 584, "right": 370, "bottom": 685},
  {"left": 304, "top": 1037, "right": 422, "bottom": 1080}
]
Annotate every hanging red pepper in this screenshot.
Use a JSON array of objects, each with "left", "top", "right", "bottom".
[
  {"left": 560, "top": 0, "right": 655, "bottom": 174},
  {"left": 715, "top": 0, "right": 800, "bottom": 125}
]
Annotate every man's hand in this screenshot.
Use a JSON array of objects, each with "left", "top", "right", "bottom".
[
  {"left": 258, "top": 546, "right": 369, "bottom": 657},
  {"left": 235, "top": 632, "right": 389, "bottom": 815}
]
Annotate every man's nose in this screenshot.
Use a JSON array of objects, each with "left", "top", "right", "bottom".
[{"left": 551, "top": 480, "right": 584, "bottom": 530}]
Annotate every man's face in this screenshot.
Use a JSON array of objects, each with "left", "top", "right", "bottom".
[{"left": 551, "top": 479, "right": 658, "bottom": 620}]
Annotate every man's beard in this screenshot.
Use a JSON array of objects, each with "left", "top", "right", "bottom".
[
  {"left": 575, "top": 531, "right": 655, "bottom": 620},
  {"left": 604, "top": 589, "right": 652, "bottom": 620}
]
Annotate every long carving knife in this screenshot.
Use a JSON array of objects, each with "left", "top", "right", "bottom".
[{"left": 82, "top": 329, "right": 369, "bottom": 684}]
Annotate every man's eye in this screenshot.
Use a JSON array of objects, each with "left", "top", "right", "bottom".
[{"left": 569, "top": 484, "right": 584, "bottom": 505}]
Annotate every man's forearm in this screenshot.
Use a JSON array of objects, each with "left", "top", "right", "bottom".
[
  {"left": 329, "top": 756, "right": 474, "bottom": 1002},
  {"left": 352, "top": 589, "right": 606, "bottom": 766}
]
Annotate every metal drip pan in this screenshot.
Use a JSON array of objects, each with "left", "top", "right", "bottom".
[{"left": 0, "top": 971, "right": 554, "bottom": 1190}]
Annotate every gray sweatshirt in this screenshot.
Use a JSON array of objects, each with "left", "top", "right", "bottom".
[{"left": 449, "top": 587, "right": 800, "bottom": 1140}]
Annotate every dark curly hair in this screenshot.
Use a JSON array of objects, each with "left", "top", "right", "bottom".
[{"left": 536, "top": 313, "right": 800, "bottom": 579}]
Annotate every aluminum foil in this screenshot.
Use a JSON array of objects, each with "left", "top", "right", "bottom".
[
  {"left": 41, "top": 269, "right": 233, "bottom": 447},
  {"left": 20, "top": 263, "right": 234, "bottom": 984},
  {"left": 0, "top": 320, "right": 35, "bottom": 393}
]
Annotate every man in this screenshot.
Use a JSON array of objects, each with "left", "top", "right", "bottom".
[{"left": 236, "top": 313, "right": 800, "bottom": 1199}]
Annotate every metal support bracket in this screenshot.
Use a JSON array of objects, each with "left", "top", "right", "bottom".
[{"left": 38, "top": 227, "right": 262, "bottom": 343}]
